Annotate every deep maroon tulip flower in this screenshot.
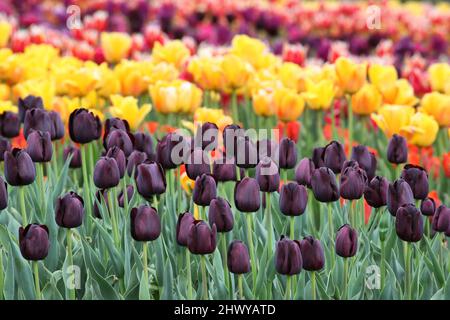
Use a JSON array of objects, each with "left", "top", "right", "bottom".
[
  {"left": 195, "top": 122, "right": 218, "bottom": 151},
  {"left": 311, "top": 167, "right": 339, "bottom": 202},
  {"left": 26, "top": 130, "right": 53, "bottom": 163},
  {"left": 104, "top": 129, "right": 134, "bottom": 157},
  {"left": 0, "top": 111, "right": 20, "bottom": 138},
  {"left": 185, "top": 148, "right": 211, "bottom": 180},
  {"left": 234, "top": 177, "right": 261, "bottom": 212},
  {"left": 364, "top": 176, "right": 389, "bottom": 208},
  {"left": 275, "top": 236, "right": 302, "bottom": 275},
  {"left": 432, "top": 205, "right": 450, "bottom": 233},
  {"left": 126, "top": 150, "right": 147, "bottom": 177},
  {"left": 279, "top": 137, "right": 297, "bottom": 169},
  {"left": 396, "top": 204, "right": 423, "bottom": 242},
  {"left": 156, "top": 132, "right": 185, "bottom": 170},
  {"left": 208, "top": 197, "right": 233, "bottom": 232},
  {"left": 401, "top": 164, "right": 429, "bottom": 200},
  {"left": 387, "top": 134, "right": 408, "bottom": 164},
  {"left": 193, "top": 173, "right": 216, "bottom": 206},
  {"left": 0, "top": 177, "right": 7, "bottom": 210},
  {"left": 227, "top": 240, "right": 251, "bottom": 274},
  {"left": 23, "top": 108, "right": 51, "bottom": 139},
  {"left": 279, "top": 182, "right": 308, "bottom": 216},
  {"left": 387, "top": 179, "right": 414, "bottom": 216},
  {"left": 255, "top": 157, "right": 280, "bottom": 192},
  {"left": 55, "top": 191, "right": 84, "bottom": 228},
  {"left": 4, "top": 148, "right": 36, "bottom": 186},
  {"left": 420, "top": 197, "right": 436, "bottom": 216},
  {"left": 187, "top": 220, "right": 217, "bottom": 255},
  {"left": 130, "top": 205, "right": 161, "bottom": 241},
  {"left": 133, "top": 132, "right": 154, "bottom": 159},
  {"left": 323, "top": 141, "right": 346, "bottom": 174},
  {"left": 295, "top": 158, "right": 315, "bottom": 188},
  {"left": 311, "top": 147, "right": 325, "bottom": 168},
  {"left": 298, "top": 236, "right": 325, "bottom": 271},
  {"left": 69, "top": 108, "right": 102, "bottom": 144},
  {"left": 135, "top": 160, "right": 166, "bottom": 198},
  {"left": 104, "top": 118, "right": 130, "bottom": 140},
  {"left": 0, "top": 137, "right": 11, "bottom": 162},
  {"left": 93, "top": 157, "right": 120, "bottom": 189},
  {"left": 18, "top": 95, "right": 43, "bottom": 122},
  {"left": 213, "top": 157, "right": 243, "bottom": 182},
  {"left": 235, "top": 136, "right": 258, "bottom": 169},
  {"left": 257, "top": 139, "right": 278, "bottom": 162},
  {"left": 118, "top": 185, "right": 134, "bottom": 208},
  {"left": 176, "top": 212, "right": 195, "bottom": 246},
  {"left": 339, "top": 160, "right": 368, "bottom": 200},
  {"left": 335, "top": 224, "right": 358, "bottom": 258},
  {"left": 49, "top": 111, "right": 64, "bottom": 140},
  {"left": 63, "top": 146, "right": 82, "bottom": 168},
  {"left": 19, "top": 224, "right": 50, "bottom": 261},
  {"left": 106, "top": 146, "right": 126, "bottom": 178}
]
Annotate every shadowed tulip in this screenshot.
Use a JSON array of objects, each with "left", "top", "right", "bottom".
[
  {"left": 323, "top": 140, "right": 346, "bottom": 174},
  {"left": 279, "top": 182, "right": 308, "bottom": 216},
  {"left": 118, "top": 185, "right": 134, "bottom": 208},
  {"left": 176, "top": 212, "right": 195, "bottom": 246},
  {"left": 0, "top": 177, "right": 7, "bottom": 210},
  {"left": 105, "top": 129, "right": 134, "bottom": 157},
  {"left": 420, "top": 197, "right": 436, "bottom": 216},
  {"left": 401, "top": 164, "right": 429, "bottom": 200},
  {"left": 351, "top": 145, "right": 377, "bottom": 181},
  {"left": 185, "top": 148, "right": 211, "bottom": 180},
  {"left": 298, "top": 236, "right": 325, "bottom": 271},
  {"left": 130, "top": 205, "right": 161, "bottom": 241},
  {"left": 234, "top": 177, "right": 261, "bottom": 212},
  {"left": 133, "top": 132, "right": 154, "bottom": 159},
  {"left": 127, "top": 150, "right": 147, "bottom": 177},
  {"left": 396, "top": 204, "right": 423, "bottom": 242},
  {"left": 335, "top": 224, "right": 358, "bottom": 258},
  {"left": 195, "top": 122, "right": 218, "bottom": 151},
  {"left": 275, "top": 236, "right": 302, "bottom": 275},
  {"left": 340, "top": 160, "right": 368, "bottom": 200},
  {"left": 23, "top": 108, "right": 51, "bottom": 139},
  {"left": 156, "top": 132, "right": 185, "bottom": 169},
  {"left": 193, "top": 174, "right": 216, "bottom": 206},
  {"left": 69, "top": 108, "right": 102, "bottom": 144},
  {"left": 63, "top": 146, "right": 82, "bottom": 168},
  {"left": 227, "top": 240, "right": 250, "bottom": 274},
  {"left": 26, "top": 130, "right": 53, "bottom": 163},
  {"left": 279, "top": 137, "right": 297, "bottom": 169},
  {"left": 49, "top": 111, "right": 64, "bottom": 141},
  {"left": 4, "top": 148, "right": 36, "bottom": 186},
  {"left": 0, "top": 112, "right": 20, "bottom": 138},
  {"left": 236, "top": 136, "right": 258, "bottom": 169},
  {"left": 18, "top": 95, "right": 43, "bottom": 122},
  {"left": 432, "top": 205, "right": 450, "bottom": 233},
  {"left": 213, "top": 157, "right": 243, "bottom": 182},
  {"left": 135, "top": 160, "right": 166, "bottom": 198},
  {"left": 387, "top": 179, "right": 414, "bottom": 216},
  {"left": 311, "top": 167, "right": 339, "bottom": 202},
  {"left": 255, "top": 157, "right": 280, "bottom": 192},
  {"left": 187, "top": 220, "right": 217, "bottom": 255},
  {"left": 55, "top": 192, "right": 84, "bottom": 228},
  {"left": 0, "top": 137, "right": 11, "bottom": 162},
  {"left": 311, "top": 147, "right": 325, "bottom": 168},
  {"left": 387, "top": 134, "right": 408, "bottom": 164},
  {"left": 106, "top": 146, "right": 126, "bottom": 179},
  {"left": 93, "top": 157, "right": 120, "bottom": 189},
  {"left": 364, "top": 176, "right": 389, "bottom": 208},
  {"left": 19, "top": 224, "right": 50, "bottom": 260},
  {"left": 208, "top": 197, "right": 233, "bottom": 232},
  {"left": 93, "top": 189, "right": 108, "bottom": 219},
  {"left": 295, "top": 158, "right": 315, "bottom": 188}
]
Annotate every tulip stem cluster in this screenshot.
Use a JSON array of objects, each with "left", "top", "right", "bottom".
[
  {"left": 200, "top": 255, "right": 208, "bottom": 300},
  {"left": 33, "top": 261, "right": 41, "bottom": 300},
  {"left": 19, "top": 186, "right": 27, "bottom": 227}
]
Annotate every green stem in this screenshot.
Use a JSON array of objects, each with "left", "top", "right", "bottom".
[
  {"left": 200, "top": 255, "right": 208, "bottom": 300},
  {"left": 122, "top": 179, "right": 129, "bottom": 217},
  {"left": 282, "top": 169, "right": 288, "bottom": 184},
  {"left": 66, "top": 229, "right": 75, "bottom": 300},
  {"left": 343, "top": 258, "right": 349, "bottom": 300},
  {"left": 238, "top": 274, "right": 244, "bottom": 300},
  {"left": 404, "top": 242, "right": 411, "bottom": 300},
  {"left": 285, "top": 276, "right": 291, "bottom": 300},
  {"left": 19, "top": 186, "right": 27, "bottom": 227},
  {"left": 290, "top": 216, "right": 295, "bottom": 239},
  {"left": 311, "top": 271, "right": 316, "bottom": 300},
  {"left": 186, "top": 249, "right": 193, "bottom": 299},
  {"left": 327, "top": 203, "right": 334, "bottom": 241},
  {"left": 221, "top": 234, "right": 230, "bottom": 293},
  {"left": 142, "top": 242, "right": 149, "bottom": 299},
  {"left": 108, "top": 188, "right": 120, "bottom": 247},
  {"left": 0, "top": 249, "right": 4, "bottom": 300},
  {"left": 36, "top": 163, "right": 46, "bottom": 217},
  {"left": 81, "top": 144, "right": 92, "bottom": 231},
  {"left": 380, "top": 239, "right": 386, "bottom": 291},
  {"left": 266, "top": 192, "right": 273, "bottom": 257},
  {"left": 246, "top": 214, "right": 257, "bottom": 291},
  {"left": 33, "top": 261, "right": 41, "bottom": 300}
]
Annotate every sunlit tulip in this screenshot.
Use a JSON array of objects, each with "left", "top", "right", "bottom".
[
  {"left": 274, "top": 87, "right": 305, "bottom": 122},
  {"left": 278, "top": 62, "right": 310, "bottom": 92},
  {"left": 378, "top": 79, "right": 418, "bottom": 107},
  {"left": 419, "top": 92, "right": 450, "bottom": 127},
  {"left": 101, "top": 32, "right": 132, "bottom": 63},
  {"left": 0, "top": 20, "right": 12, "bottom": 48},
  {"left": 109, "top": 95, "right": 152, "bottom": 131},
  {"left": 252, "top": 88, "right": 277, "bottom": 117},
  {"left": 220, "top": 54, "right": 253, "bottom": 93},
  {"left": 150, "top": 80, "right": 202, "bottom": 114},
  {"left": 368, "top": 64, "right": 398, "bottom": 90},
  {"left": 428, "top": 63, "right": 450, "bottom": 93},
  {"left": 335, "top": 57, "right": 366, "bottom": 94},
  {"left": 188, "top": 56, "right": 223, "bottom": 91},
  {"left": 302, "top": 79, "right": 336, "bottom": 110},
  {"left": 371, "top": 105, "right": 415, "bottom": 137},
  {"left": 152, "top": 40, "right": 190, "bottom": 70},
  {"left": 351, "top": 84, "right": 382, "bottom": 115},
  {"left": 400, "top": 112, "right": 439, "bottom": 147}
]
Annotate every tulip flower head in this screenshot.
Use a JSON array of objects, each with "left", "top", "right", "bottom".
[
  {"left": 395, "top": 204, "right": 423, "bottom": 242},
  {"left": 335, "top": 224, "right": 358, "bottom": 258},
  {"left": 227, "top": 240, "right": 251, "bottom": 274},
  {"left": 19, "top": 224, "right": 50, "bottom": 261}
]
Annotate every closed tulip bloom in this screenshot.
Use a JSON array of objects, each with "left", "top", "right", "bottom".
[
  {"left": 401, "top": 164, "right": 429, "bottom": 200},
  {"left": 387, "top": 179, "right": 414, "bottom": 216},
  {"left": 396, "top": 204, "right": 423, "bottom": 242},
  {"left": 63, "top": 146, "right": 82, "bottom": 168},
  {"left": 279, "top": 137, "right": 297, "bottom": 169},
  {"left": 234, "top": 177, "right": 261, "bottom": 212},
  {"left": 101, "top": 32, "right": 132, "bottom": 63},
  {"left": 69, "top": 108, "right": 102, "bottom": 144},
  {"left": 55, "top": 192, "right": 84, "bottom": 228},
  {"left": 311, "top": 167, "right": 339, "bottom": 203},
  {"left": 176, "top": 212, "right": 195, "bottom": 246},
  {"left": 133, "top": 132, "right": 154, "bottom": 159},
  {"left": 104, "top": 118, "right": 130, "bottom": 139},
  {"left": 0, "top": 112, "right": 20, "bottom": 138},
  {"left": 135, "top": 160, "right": 166, "bottom": 198},
  {"left": 257, "top": 139, "right": 278, "bottom": 162},
  {"left": 420, "top": 197, "right": 436, "bottom": 217},
  {"left": 195, "top": 122, "right": 218, "bottom": 151},
  {"left": 106, "top": 147, "right": 126, "bottom": 179},
  {"left": 93, "top": 157, "right": 120, "bottom": 189},
  {"left": 335, "top": 224, "right": 358, "bottom": 258},
  {"left": 340, "top": 160, "right": 368, "bottom": 200},
  {"left": 104, "top": 129, "right": 134, "bottom": 157},
  {"left": 351, "top": 84, "right": 382, "bottom": 115},
  {"left": 193, "top": 174, "right": 217, "bottom": 206},
  {"left": 400, "top": 112, "right": 439, "bottom": 147},
  {"left": 4, "top": 148, "right": 36, "bottom": 186},
  {"left": 371, "top": 105, "right": 414, "bottom": 138},
  {"left": 0, "top": 177, "right": 7, "bottom": 210},
  {"left": 298, "top": 236, "right": 325, "bottom": 271},
  {"left": 364, "top": 176, "right": 389, "bottom": 208},
  {"left": 227, "top": 240, "right": 250, "bottom": 274},
  {"left": 19, "top": 224, "right": 50, "bottom": 261},
  {"left": 0, "top": 137, "right": 11, "bottom": 161},
  {"left": 432, "top": 205, "right": 450, "bottom": 233},
  {"left": 255, "top": 157, "right": 280, "bottom": 192},
  {"left": 126, "top": 150, "right": 147, "bottom": 177},
  {"left": 130, "top": 205, "right": 161, "bottom": 241},
  {"left": 18, "top": 95, "right": 43, "bottom": 122},
  {"left": 208, "top": 197, "right": 233, "bottom": 232},
  {"left": 351, "top": 145, "right": 377, "bottom": 180},
  {"left": 335, "top": 57, "right": 366, "bottom": 94},
  {"left": 295, "top": 157, "right": 315, "bottom": 188},
  {"left": 387, "top": 134, "right": 408, "bottom": 164},
  {"left": 185, "top": 148, "right": 211, "bottom": 180},
  {"left": 223, "top": 124, "right": 244, "bottom": 156},
  {"left": 23, "top": 108, "right": 51, "bottom": 139},
  {"left": 279, "top": 183, "right": 308, "bottom": 216},
  {"left": 275, "top": 236, "right": 302, "bottom": 275},
  {"left": 187, "top": 220, "right": 217, "bottom": 255},
  {"left": 323, "top": 141, "right": 346, "bottom": 174},
  {"left": 235, "top": 136, "right": 258, "bottom": 169},
  {"left": 49, "top": 111, "right": 64, "bottom": 140},
  {"left": 26, "top": 130, "right": 53, "bottom": 163},
  {"left": 118, "top": 185, "right": 134, "bottom": 208},
  {"left": 213, "top": 157, "right": 243, "bottom": 182},
  {"left": 93, "top": 189, "right": 108, "bottom": 219},
  {"left": 156, "top": 132, "right": 185, "bottom": 169},
  {"left": 311, "top": 147, "right": 325, "bottom": 168}
]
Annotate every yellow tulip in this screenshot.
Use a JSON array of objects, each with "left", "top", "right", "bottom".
[
  {"left": 114, "top": 60, "right": 149, "bottom": 97},
  {"left": 0, "top": 100, "right": 18, "bottom": 114},
  {"left": 96, "top": 63, "right": 121, "bottom": 97},
  {"left": 13, "top": 78, "right": 55, "bottom": 110},
  {"left": 152, "top": 40, "right": 190, "bottom": 70},
  {"left": 193, "top": 107, "right": 233, "bottom": 131},
  {"left": 252, "top": 88, "right": 276, "bottom": 117},
  {"left": 368, "top": 64, "right": 398, "bottom": 91},
  {"left": 230, "top": 35, "right": 267, "bottom": 67},
  {"left": 419, "top": 92, "right": 450, "bottom": 127},
  {"left": 302, "top": 79, "right": 336, "bottom": 110},
  {"left": 220, "top": 54, "right": 253, "bottom": 93},
  {"left": 278, "top": 62, "right": 309, "bottom": 92},
  {"left": 101, "top": 32, "right": 132, "bottom": 63},
  {"left": 0, "top": 83, "right": 10, "bottom": 100},
  {"left": 335, "top": 57, "right": 367, "bottom": 94},
  {"left": 371, "top": 104, "right": 415, "bottom": 137},
  {"left": 59, "top": 62, "right": 99, "bottom": 97},
  {"left": 400, "top": 112, "right": 439, "bottom": 147},
  {"left": 351, "top": 84, "right": 382, "bottom": 115},
  {"left": 0, "top": 20, "right": 12, "bottom": 48},
  {"left": 428, "top": 63, "right": 450, "bottom": 93},
  {"left": 188, "top": 56, "right": 223, "bottom": 91},
  {"left": 379, "top": 79, "right": 418, "bottom": 107},
  {"left": 149, "top": 80, "right": 202, "bottom": 114},
  {"left": 109, "top": 95, "right": 152, "bottom": 130},
  {"left": 274, "top": 87, "right": 305, "bottom": 122},
  {"left": 180, "top": 171, "right": 195, "bottom": 195}
]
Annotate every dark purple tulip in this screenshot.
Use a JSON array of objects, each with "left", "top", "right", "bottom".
[
  {"left": 295, "top": 158, "right": 315, "bottom": 188},
  {"left": 156, "top": 132, "right": 185, "bottom": 169},
  {"left": 351, "top": 145, "right": 376, "bottom": 180},
  {"left": 185, "top": 148, "right": 211, "bottom": 180},
  {"left": 0, "top": 112, "right": 20, "bottom": 138},
  {"left": 213, "top": 157, "right": 243, "bottom": 182},
  {"left": 26, "top": 130, "right": 53, "bottom": 162},
  {"left": 275, "top": 236, "right": 302, "bottom": 275},
  {"left": 133, "top": 132, "right": 154, "bottom": 159},
  {"left": 323, "top": 141, "right": 346, "bottom": 174},
  {"left": 23, "top": 108, "right": 51, "bottom": 138},
  {"left": 387, "top": 179, "right": 414, "bottom": 216},
  {"left": 208, "top": 197, "right": 233, "bottom": 232},
  {"left": 420, "top": 197, "right": 436, "bottom": 217},
  {"left": 69, "top": 108, "right": 102, "bottom": 144},
  {"left": 387, "top": 134, "right": 408, "bottom": 164},
  {"left": 118, "top": 185, "right": 134, "bottom": 208},
  {"left": 187, "top": 220, "right": 217, "bottom": 255},
  {"left": 93, "top": 189, "right": 108, "bottom": 219},
  {"left": 255, "top": 157, "right": 280, "bottom": 192},
  {"left": 193, "top": 174, "right": 216, "bottom": 206},
  {"left": 126, "top": 150, "right": 147, "bottom": 177},
  {"left": 19, "top": 224, "right": 50, "bottom": 260},
  {"left": 236, "top": 136, "right": 258, "bottom": 169},
  {"left": 311, "top": 167, "right": 339, "bottom": 202},
  {"left": 105, "top": 129, "right": 134, "bottom": 157},
  {"left": 195, "top": 122, "right": 218, "bottom": 151},
  {"left": 130, "top": 205, "right": 161, "bottom": 241},
  {"left": 135, "top": 160, "right": 166, "bottom": 198},
  {"left": 339, "top": 160, "right": 368, "bottom": 200},
  {"left": 311, "top": 147, "right": 325, "bottom": 168},
  {"left": 63, "top": 146, "right": 82, "bottom": 168},
  {"left": 106, "top": 146, "right": 126, "bottom": 178},
  {"left": 0, "top": 177, "right": 7, "bottom": 210},
  {"left": 55, "top": 191, "right": 84, "bottom": 228},
  {"left": 298, "top": 236, "right": 325, "bottom": 271},
  {"left": 396, "top": 204, "right": 423, "bottom": 242},
  {"left": 227, "top": 240, "right": 250, "bottom": 274},
  {"left": 18, "top": 95, "right": 43, "bottom": 122},
  {"left": 4, "top": 148, "right": 36, "bottom": 186},
  {"left": 401, "top": 164, "right": 429, "bottom": 200},
  {"left": 234, "top": 177, "right": 261, "bottom": 212},
  {"left": 104, "top": 118, "right": 130, "bottom": 140},
  {"left": 176, "top": 212, "right": 195, "bottom": 246},
  {"left": 49, "top": 111, "right": 64, "bottom": 140},
  {"left": 223, "top": 124, "right": 243, "bottom": 155},
  {"left": 432, "top": 205, "right": 450, "bottom": 233},
  {"left": 279, "top": 183, "right": 308, "bottom": 216},
  {"left": 0, "top": 137, "right": 11, "bottom": 161},
  {"left": 279, "top": 137, "right": 297, "bottom": 169},
  {"left": 257, "top": 139, "right": 278, "bottom": 162},
  {"left": 364, "top": 176, "right": 389, "bottom": 208},
  {"left": 93, "top": 157, "right": 120, "bottom": 189},
  {"left": 335, "top": 224, "right": 358, "bottom": 258}
]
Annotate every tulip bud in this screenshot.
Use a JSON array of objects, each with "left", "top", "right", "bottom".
[
  {"left": 93, "top": 189, "right": 108, "bottom": 219},
  {"left": 0, "top": 177, "right": 7, "bottom": 210},
  {"left": 213, "top": 157, "right": 243, "bottom": 182},
  {"left": 257, "top": 139, "right": 278, "bottom": 163},
  {"left": 395, "top": 204, "right": 423, "bottom": 242},
  {"left": 339, "top": 160, "right": 368, "bottom": 200},
  {"left": 335, "top": 224, "right": 358, "bottom": 258},
  {"left": 18, "top": 95, "right": 43, "bottom": 123},
  {"left": 420, "top": 197, "right": 436, "bottom": 216},
  {"left": 275, "top": 236, "right": 302, "bottom": 275},
  {"left": 185, "top": 148, "right": 211, "bottom": 180},
  {"left": 223, "top": 124, "right": 244, "bottom": 157},
  {"left": 351, "top": 145, "right": 377, "bottom": 181},
  {"left": 26, "top": 130, "right": 53, "bottom": 163},
  {"left": 193, "top": 173, "right": 217, "bottom": 206},
  {"left": 118, "top": 185, "right": 134, "bottom": 208},
  {"left": 279, "top": 138, "right": 297, "bottom": 169},
  {"left": 227, "top": 240, "right": 250, "bottom": 274},
  {"left": 234, "top": 177, "right": 261, "bottom": 212},
  {"left": 387, "top": 179, "right": 414, "bottom": 216},
  {"left": 279, "top": 182, "right": 308, "bottom": 216},
  {"left": 127, "top": 150, "right": 147, "bottom": 177},
  {"left": 104, "top": 118, "right": 130, "bottom": 140},
  {"left": 295, "top": 157, "right": 315, "bottom": 188},
  {"left": 401, "top": 164, "right": 429, "bottom": 200},
  {"left": 106, "top": 146, "right": 126, "bottom": 179},
  {"left": 176, "top": 212, "right": 195, "bottom": 246},
  {"left": 311, "top": 147, "right": 325, "bottom": 168},
  {"left": 432, "top": 205, "right": 450, "bottom": 233},
  {"left": 187, "top": 220, "right": 217, "bottom": 255},
  {"left": 0, "top": 112, "right": 20, "bottom": 138},
  {"left": 323, "top": 141, "right": 346, "bottom": 174},
  {"left": 69, "top": 108, "right": 102, "bottom": 144},
  {"left": 93, "top": 157, "right": 120, "bottom": 189},
  {"left": 208, "top": 197, "right": 233, "bottom": 232},
  {"left": 364, "top": 176, "right": 389, "bottom": 208},
  {"left": 195, "top": 122, "right": 218, "bottom": 151},
  {"left": 135, "top": 160, "right": 166, "bottom": 198},
  {"left": 105, "top": 129, "right": 134, "bottom": 157},
  {"left": 63, "top": 146, "right": 82, "bottom": 168},
  {"left": 23, "top": 108, "right": 51, "bottom": 139},
  {"left": 0, "top": 137, "right": 11, "bottom": 162},
  {"left": 55, "top": 191, "right": 84, "bottom": 228},
  {"left": 133, "top": 132, "right": 155, "bottom": 159},
  {"left": 236, "top": 136, "right": 258, "bottom": 169},
  {"left": 49, "top": 111, "right": 64, "bottom": 140},
  {"left": 156, "top": 132, "right": 185, "bottom": 169},
  {"left": 311, "top": 167, "right": 339, "bottom": 202},
  {"left": 387, "top": 134, "right": 408, "bottom": 164},
  {"left": 130, "top": 205, "right": 161, "bottom": 241},
  {"left": 255, "top": 157, "right": 280, "bottom": 192},
  {"left": 19, "top": 224, "right": 50, "bottom": 260},
  {"left": 4, "top": 148, "right": 36, "bottom": 186},
  {"left": 298, "top": 236, "right": 325, "bottom": 271}
]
